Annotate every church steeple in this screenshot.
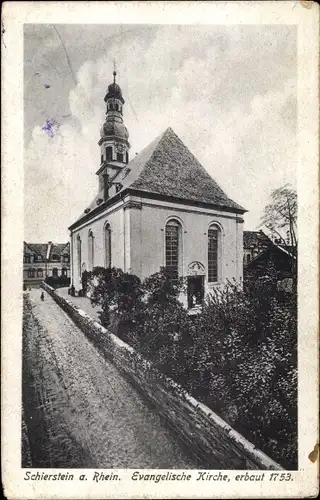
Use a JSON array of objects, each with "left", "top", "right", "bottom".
[{"left": 97, "top": 68, "right": 130, "bottom": 199}]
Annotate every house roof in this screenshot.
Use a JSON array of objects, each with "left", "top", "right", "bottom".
[
  {"left": 246, "top": 243, "right": 296, "bottom": 268},
  {"left": 243, "top": 230, "right": 272, "bottom": 249},
  {"left": 24, "top": 241, "right": 69, "bottom": 259},
  {"left": 50, "top": 242, "right": 70, "bottom": 258},
  {"left": 71, "top": 127, "right": 246, "bottom": 229},
  {"left": 24, "top": 242, "right": 48, "bottom": 259}
]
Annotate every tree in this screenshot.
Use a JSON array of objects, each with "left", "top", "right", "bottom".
[
  {"left": 87, "top": 266, "right": 144, "bottom": 327},
  {"left": 143, "top": 266, "right": 186, "bottom": 307},
  {"left": 261, "top": 184, "right": 297, "bottom": 254}
]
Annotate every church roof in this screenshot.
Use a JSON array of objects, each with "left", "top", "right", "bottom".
[
  {"left": 119, "top": 128, "right": 245, "bottom": 211},
  {"left": 70, "top": 127, "right": 246, "bottom": 230}
]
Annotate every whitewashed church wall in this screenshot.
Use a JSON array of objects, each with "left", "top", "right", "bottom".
[
  {"left": 129, "top": 202, "right": 243, "bottom": 288},
  {"left": 70, "top": 207, "right": 125, "bottom": 290}
]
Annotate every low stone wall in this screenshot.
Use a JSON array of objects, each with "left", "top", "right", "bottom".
[{"left": 41, "top": 282, "right": 283, "bottom": 470}]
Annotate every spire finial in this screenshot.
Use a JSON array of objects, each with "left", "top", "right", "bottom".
[{"left": 113, "top": 58, "right": 117, "bottom": 83}]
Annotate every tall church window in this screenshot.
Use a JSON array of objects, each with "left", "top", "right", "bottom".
[
  {"left": 77, "top": 235, "right": 82, "bottom": 278},
  {"left": 106, "top": 147, "right": 112, "bottom": 161},
  {"left": 165, "top": 219, "right": 182, "bottom": 279},
  {"left": 208, "top": 225, "right": 221, "bottom": 283},
  {"left": 104, "top": 223, "right": 112, "bottom": 268},
  {"left": 88, "top": 230, "right": 95, "bottom": 271}
]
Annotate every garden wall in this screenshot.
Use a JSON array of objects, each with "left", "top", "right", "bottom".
[{"left": 41, "top": 282, "right": 283, "bottom": 470}]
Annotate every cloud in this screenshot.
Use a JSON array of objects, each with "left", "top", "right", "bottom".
[{"left": 24, "top": 25, "right": 296, "bottom": 241}]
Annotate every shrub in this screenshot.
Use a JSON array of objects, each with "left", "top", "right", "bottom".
[
  {"left": 45, "top": 276, "right": 70, "bottom": 289},
  {"left": 87, "top": 267, "right": 144, "bottom": 331},
  {"left": 87, "top": 265, "right": 297, "bottom": 469}
]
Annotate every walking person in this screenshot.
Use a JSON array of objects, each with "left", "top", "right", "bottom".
[{"left": 40, "top": 291, "right": 45, "bottom": 301}]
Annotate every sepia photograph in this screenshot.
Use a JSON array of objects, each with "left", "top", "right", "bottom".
[
  {"left": 2, "top": 2, "right": 319, "bottom": 499},
  {"left": 22, "top": 21, "right": 297, "bottom": 471}
]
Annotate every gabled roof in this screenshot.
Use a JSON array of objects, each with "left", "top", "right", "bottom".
[
  {"left": 121, "top": 127, "right": 245, "bottom": 211},
  {"left": 24, "top": 242, "right": 48, "bottom": 259},
  {"left": 246, "top": 243, "right": 296, "bottom": 268},
  {"left": 243, "top": 230, "right": 273, "bottom": 249},
  {"left": 71, "top": 127, "right": 246, "bottom": 229},
  {"left": 23, "top": 241, "right": 70, "bottom": 259},
  {"left": 50, "top": 242, "right": 70, "bottom": 258}
]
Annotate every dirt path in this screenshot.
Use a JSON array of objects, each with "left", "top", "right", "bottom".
[{"left": 22, "top": 289, "right": 200, "bottom": 468}]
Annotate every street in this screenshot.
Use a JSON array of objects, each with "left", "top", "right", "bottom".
[{"left": 22, "top": 289, "right": 200, "bottom": 468}]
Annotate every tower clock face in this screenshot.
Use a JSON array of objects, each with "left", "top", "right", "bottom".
[{"left": 115, "top": 143, "right": 126, "bottom": 154}]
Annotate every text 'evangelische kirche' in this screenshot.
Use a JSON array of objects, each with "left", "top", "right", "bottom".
[{"left": 68, "top": 71, "right": 246, "bottom": 308}]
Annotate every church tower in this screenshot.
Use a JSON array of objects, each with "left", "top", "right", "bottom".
[{"left": 96, "top": 70, "right": 130, "bottom": 200}]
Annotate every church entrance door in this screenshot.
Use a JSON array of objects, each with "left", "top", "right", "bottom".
[{"left": 187, "top": 276, "right": 204, "bottom": 309}]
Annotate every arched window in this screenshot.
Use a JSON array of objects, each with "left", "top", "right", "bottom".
[
  {"left": 104, "top": 223, "right": 112, "bottom": 268},
  {"left": 208, "top": 224, "right": 221, "bottom": 283},
  {"left": 88, "top": 230, "right": 94, "bottom": 271},
  {"left": 106, "top": 147, "right": 112, "bottom": 161},
  {"left": 116, "top": 153, "right": 124, "bottom": 162},
  {"left": 37, "top": 268, "right": 43, "bottom": 277},
  {"left": 126, "top": 151, "right": 129, "bottom": 164},
  {"left": 28, "top": 268, "right": 35, "bottom": 278},
  {"left": 165, "top": 219, "right": 182, "bottom": 279},
  {"left": 77, "top": 235, "right": 82, "bottom": 278}
]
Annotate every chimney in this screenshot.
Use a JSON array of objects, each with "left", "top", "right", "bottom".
[{"left": 103, "top": 172, "right": 109, "bottom": 201}]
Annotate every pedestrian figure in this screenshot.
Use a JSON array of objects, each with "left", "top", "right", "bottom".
[{"left": 40, "top": 292, "right": 45, "bottom": 301}]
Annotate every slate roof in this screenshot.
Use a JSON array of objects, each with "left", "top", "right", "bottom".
[
  {"left": 24, "top": 242, "right": 70, "bottom": 260},
  {"left": 50, "top": 242, "right": 70, "bottom": 258},
  {"left": 243, "top": 230, "right": 272, "bottom": 249},
  {"left": 24, "top": 242, "right": 48, "bottom": 259},
  {"left": 71, "top": 128, "right": 246, "bottom": 229},
  {"left": 122, "top": 127, "right": 245, "bottom": 210}
]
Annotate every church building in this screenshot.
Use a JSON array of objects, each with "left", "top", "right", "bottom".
[{"left": 69, "top": 71, "right": 246, "bottom": 308}]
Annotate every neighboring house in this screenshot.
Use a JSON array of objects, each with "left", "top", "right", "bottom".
[
  {"left": 244, "top": 243, "right": 296, "bottom": 292},
  {"left": 69, "top": 71, "right": 246, "bottom": 309},
  {"left": 243, "top": 230, "right": 273, "bottom": 266},
  {"left": 23, "top": 241, "right": 70, "bottom": 287}
]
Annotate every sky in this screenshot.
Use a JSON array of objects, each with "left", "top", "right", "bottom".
[{"left": 24, "top": 24, "right": 297, "bottom": 243}]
